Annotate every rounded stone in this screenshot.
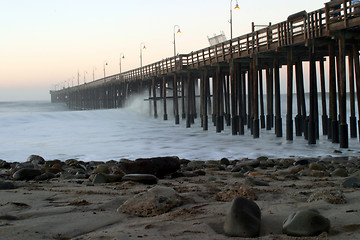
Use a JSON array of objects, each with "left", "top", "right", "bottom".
[
  {"left": 122, "top": 174, "right": 158, "bottom": 184},
  {"left": 309, "top": 163, "right": 325, "bottom": 171},
  {"left": 282, "top": 209, "right": 330, "bottom": 237},
  {"left": 223, "top": 197, "right": 261, "bottom": 237},
  {"left": 331, "top": 168, "right": 348, "bottom": 177},
  {"left": 27, "top": 155, "right": 45, "bottom": 165},
  {"left": 341, "top": 177, "right": 360, "bottom": 188},
  {"left": 12, "top": 168, "right": 42, "bottom": 180},
  {"left": 0, "top": 181, "right": 15, "bottom": 190},
  {"left": 92, "top": 173, "right": 108, "bottom": 184}
]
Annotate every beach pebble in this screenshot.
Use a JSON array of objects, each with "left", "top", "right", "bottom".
[
  {"left": 92, "top": 173, "right": 108, "bottom": 184},
  {"left": 117, "top": 186, "right": 182, "bottom": 217},
  {"left": 294, "top": 159, "right": 309, "bottom": 166},
  {"left": 0, "top": 180, "right": 15, "bottom": 190},
  {"left": 309, "top": 162, "right": 325, "bottom": 171},
  {"left": 220, "top": 158, "right": 230, "bottom": 166},
  {"left": 282, "top": 209, "right": 330, "bottom": 237},
  {"left": 27, "top": 155, "right": 45, "bottom": 165},
  {"left": 223, "top": 197, "right": 261, "bottom": 237},
  {"left": 34, "top": 172, "right": 56, "bottom": 181},
  {"left": 245, "top": 177, "right": 269, "bottom": 186},
  {"left": 92, "top": 165, "right": 110, "bottom": 174},
  {"left": 341, "top": 177, "right": 360, "bottom": 188},
  {"left": 119, "top": 156, "right": 180, "bottom": 178},
  {"left": 122, "top": 174, "right": 158, "bottom": 184},
  {"left": 12, "top": 168, "right": 42, "bottom": 180},
  {"left": 331, "top": 168, "right": 348, "bottom": 177}
]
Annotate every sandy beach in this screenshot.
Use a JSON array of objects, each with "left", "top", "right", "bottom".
[{"left": 0, "top": 156, "right": 359, "bottom": 240}]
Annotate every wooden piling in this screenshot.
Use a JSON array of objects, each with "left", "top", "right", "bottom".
[
  {"left": 274, "top": 54, "right": 282, "bottom": 137},
  {"left": 319, "top": 58, "right": 328, "bottom": 135},
  {"left": 266, "top": 67, "right": 274, "bottom": 130},
  {"left": 162, "top": 76, "right": 168, "bottom": 120},
  {"left": 308, "top": 45, "right": 316, "bottom": 144},
  {"left": 152, "top": 78, "right": 158, "bottom": 119},
  {"left": 348, "top": 50, "right": 357, "bottom": 138},
  {"left": 338, "top": 37, "right": 348, "bottom": 148},
  {"left": 253, "top": 55, "right": 260, "bottom": 138},
  {"left": 353, "top": 44, "right": 360, "bottom": 140},
  {"left": 329, "top": 43, "right": 339, "bottom": 143},
  {"left": 259, "top": 69, "right": 266, "bottom": 128},
  {"left": 203, "top": 69, "right": 209, "bottom": 131},
  {"left": 286, "top": 48, "right": 293, "bottom": 141},
  {"left": 173, "top": 74, "right": 180, "bottom": 124}
]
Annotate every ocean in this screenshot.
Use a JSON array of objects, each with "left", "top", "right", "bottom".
[{"left": 1, "top": 95, "right": 360, "bottom": 162}]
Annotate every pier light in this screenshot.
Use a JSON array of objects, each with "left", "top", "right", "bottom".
[
  {"left": 140, "top": 42, "right": 146, "bottom": 68},
  {"left": 230, "top": 0, "right": 240, "bottom": 40},
  {"left": 119, "top": 53, "right": 125, "bottom": 74},
  {"left": 103, "top": 61, "right": 108, "bottom": 79},
  {"left": 173, "top": 25, "right": 182, "bottom": 56}
]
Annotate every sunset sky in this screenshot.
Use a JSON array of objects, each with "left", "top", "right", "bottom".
[{"left": 0, "top": 0, "right": 325, "bottom": 101}]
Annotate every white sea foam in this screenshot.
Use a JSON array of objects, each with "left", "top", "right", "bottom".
[{"left": 0, "top": 97, "right": 359, "bottom": 162}]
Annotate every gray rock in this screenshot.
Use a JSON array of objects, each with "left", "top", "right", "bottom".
[
  {"left": 245, "top": 177, "right": 269, "bottom": 186},
  {"left": 223, "top": 197, "right": 261, "bottom": 237},
  {"left": 331, "top": 168, "right": 348, "bottom": 177},
  {"left": 34, "top": 172, "right": 56, "bottom": 181},
  {"left": 117, "top": 186, "right": 182, "bottom": 217},
  {"left": 92, "top": 173, "right": 108, "bottom": 184},
  {"left": 341, "top": 177, "right": 360, "bottom": 188},
  {"left": 282, "top": 209, "right": 330, "bottom": 237},
  {"left": 122, "top": 174, "right": 158, "bottom": 184},
  {"left": 220, "top": 158, "right": 230, "bottom": 166},
  {"left": 27, "top": 155, "right": 45, "bottom": 165},
  {"left": 0, "top": 181, "right": 15, "bottom": 190},
  {"left": 119, "top": 156, "right": 180, "bottom": 178},
  {"left": 12, "top": 168, "right": 42, "bottom": 180}
]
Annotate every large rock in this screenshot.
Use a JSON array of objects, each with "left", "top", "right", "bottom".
[
  {"left": 223, "top": 197, "right": 261, "bottom": 237},
  {"left": 27, "top": 155, "right": 45, "bottom": 165},
  {"left": 282, "top": 209, "right": 330, "bottom": 237},
  {"left": 12, "top": 168, "right": 42, "bottom": 180},
  {"left": 122, "top": 174, "right": 158, "bottom": 184},
  {"left": 117, "top": 186, "right": 182, "bottom": 217},
  {"left": 341, "top": 177, "right": 360, "bottom": 188},
  {"left": 0, "top": 181, "right": 15, "bottom": 190},
  {"left": 119, "top": 156, "right": 180, "bottom": 178}
]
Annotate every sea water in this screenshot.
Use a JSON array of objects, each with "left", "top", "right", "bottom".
[{"left": 0, "top": 96, "right": 360, "bottom": 162}]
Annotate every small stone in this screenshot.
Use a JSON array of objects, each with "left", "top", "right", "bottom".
[
  {"left": 223, "top": 197, "right": 261, "bottom": 237},
  {"left": 34, "top": 172, "right": 56, "bottom": 181},
  {"left": 220, "top": 158, "right": 230, "bottom": 166},
  {"left": 245, "top": 177, "right": 269, "bottom": 186},
  {"left": 117, "top": 186, "right": 182, "bottom": 217},
  {"left": 309, "top": 163, "right": 325, "bottom": 171},
  {"left": 92, "top": 165, "right": 110, "bottom": 174},
  {"left": 294, "top": 159, "right": 309, "bottom": 166},
  {"left": 12, "top": 168, "right": 42, "bottom": 180},
  {"left": 256, "top": 156, "right": 268, "bottom": 161},
  {"left": 0, "top": 181, "right": 15, "bottom": 190},
  {"left": 231, "top": 172, "right": 244, "bottom": 178},
  {"left": 282, "top": 209, "right": 330, "bottom": 237},
  {"left": 331, "top": 168, "right": 348, "bottom": 177},
  {"left": 92, "top": 173, "right": 108, "bottom": 184},
  {"left": 207, "top": 176, "right": 217, "bottom": 182},
  {"left": 27, "top": 155, "right": 45, "bottom": 165},
  {"left": 122, "top": 174, "right": 158, "bottom": 184},
  {"left": 341, "top": 177, "right": 360, "bottom": 188}
]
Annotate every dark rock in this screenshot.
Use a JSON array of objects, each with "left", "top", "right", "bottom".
[
  {"left": 285, "top": 175, "right": 299, "bottom": 180},
  {"left": 119, "top": 156, "right": 180, "bottom": 178},
  {"left": 171, "top": 172, "right": 184, "bottom": 178},
  {"left": 122, "top": 174, "right": 158, "bottom": 184},
  {"left": 117, "top": 186, "right": 182, "bottom": 217},
  {"left": 256, "top": 156, "right": 268, "bottom": 161},
  {"left": 92, "top": 173, "right": 108, "bottom": 184},
  {"left": 223, "top": 197, "right": 261, "bottom": 237},
  {"left": 194, "top": 170, "right": 206, "bottom": 176},
  {"left": 331, "top": 168, "right": 348, "bottom": 177},
  {"left": 341, "top": 177, "right": 360, "bottom": 188},
  {"left": 34, "top": 172, "right": 56, "bottom": 181},
  {"left": 220, "top": 158, "right": 230, "bottom": 165},
  {"left": 27, "top": 155, "right": 45, "bottom": 165},
  {"left": 12, "top": 168, "right": 42, "bottom": 180},
  {"left": 294, "top": 159, "right": 309, "bottom": 166},
  {"left": 0, "top": 181, "right": 15, "bottom": 190},
  {"left": 309, "top": 162, "right": 325, "bottom": 171},
  {"left": 245, "top": 177, "right": 269, "bottom": 186},
  {"left": 282, "top": 209, "right": 330, "bottom": 237},
  {"left": 0, "top": 160, "right": 11, "bottom": 169}
]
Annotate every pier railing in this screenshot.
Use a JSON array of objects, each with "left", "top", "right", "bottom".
[{"left": 56, "top": 0, "right": 359, "bottom": 92}]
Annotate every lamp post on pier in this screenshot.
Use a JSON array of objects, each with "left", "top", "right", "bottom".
[
  {"left": 230, "top": 0, "right": 240, "bottom": 40},
  {"left": 173, "top": 25, "right": 181, "bottom": 56},
  {"left": 140, "top": 42, "right": 146, "bottom": 68},
  {"left": 119, "top": 53, "right": 125, "bottom": 74},
  {"left": 103, "top": 61, "right": 108, "bottom": 79}
]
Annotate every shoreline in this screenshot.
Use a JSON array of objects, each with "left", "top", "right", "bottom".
[{"left": 0, "top": 155, "right": 359, "bottom": 239}]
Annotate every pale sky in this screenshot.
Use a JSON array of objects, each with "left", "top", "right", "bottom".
[{"left": 0, "top": 0, "right": 325, "bottom": 101}]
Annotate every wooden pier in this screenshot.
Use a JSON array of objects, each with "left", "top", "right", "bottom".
[{"left": 51, "top": 0, "right": 360, "bottom": 148}]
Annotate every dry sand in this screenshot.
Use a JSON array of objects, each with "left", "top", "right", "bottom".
[{"left": 0, "top": 161, "right": 359, "bottom": 240}]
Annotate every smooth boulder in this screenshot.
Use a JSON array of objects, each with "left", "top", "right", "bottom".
[
  {"left": 223, "top": 197, "right": 261, "bottom": 237},
  {"left": 12, "top": 168, "right": 42, "bottom": 180},
  {"left": 119, "top": 156, "right": 180, "bottom": 178},
  {"left": 282, "top": 209, "right": 330, "bottom": 237}
]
